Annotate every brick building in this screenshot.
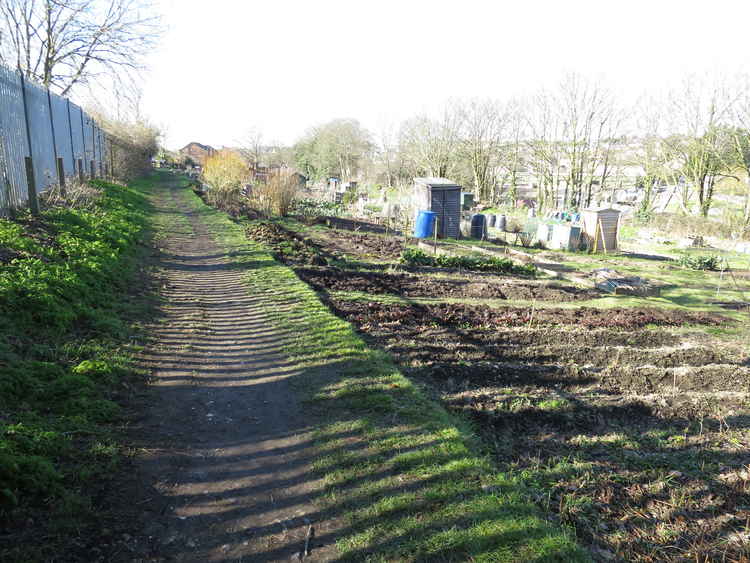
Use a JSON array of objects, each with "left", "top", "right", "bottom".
[{"left": 179, "top": 142, "right": 216, "bottom": 166}]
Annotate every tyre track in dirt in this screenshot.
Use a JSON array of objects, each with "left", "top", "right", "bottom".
[{"left": 126, "top": 181, "right": 337, "bottom": 562}]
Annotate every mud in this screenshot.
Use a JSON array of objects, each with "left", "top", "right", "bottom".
[{"left": 296, "top": 267, "right": 600, "bottom": 301}]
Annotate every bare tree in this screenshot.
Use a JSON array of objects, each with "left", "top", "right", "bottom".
[
  {"left": 662, "top": 76, "right": 736, "bottom": 216},
  {"left": 456, "top": 98, "right": 506, "bottom": 202},
  {"left": 0, "top": 0, "right": 161, "bottom": 95},
  {"left": 238, "top": 127, "right": 264, "bottom": 171},
  {"left": 526, "top": 89, "right": 566, "bottom": 210},
  {"left": 399, "top": 101, "right": 461, "bottom": 179},
  {"left": 495, "top": 99, "right": 525, "bottom": 206},
  {"left": 374, "top": 118, "right": 400, "bottom": 187},
  {"left": 725, "top": 75, "right": 750, "bottom": 231}
]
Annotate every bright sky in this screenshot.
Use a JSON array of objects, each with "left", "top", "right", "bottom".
[{"left": 142, "top": 0, "right": 750, "bottom": 150}]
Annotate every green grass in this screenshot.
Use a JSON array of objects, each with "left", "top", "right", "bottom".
[
  {"left": 0, "top": 177, "right": 154, "bottom": 560},
  {"left": 177, "top": 178, "right": 588, "bottom": 562}
]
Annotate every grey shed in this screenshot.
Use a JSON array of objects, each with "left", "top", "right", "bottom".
[{"left": 413, "top": 177, "right": 462, "bottom": 238}]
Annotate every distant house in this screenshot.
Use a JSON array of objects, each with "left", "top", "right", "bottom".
[{"left": 179, "top": 142, "right": 216, "bottom": 166}]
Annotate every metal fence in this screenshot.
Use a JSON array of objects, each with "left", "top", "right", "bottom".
[{"left": 0, "top": 64, "right": 110, "bottom": 214}]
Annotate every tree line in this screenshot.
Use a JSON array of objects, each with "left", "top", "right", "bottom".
[{"left": 280, "top": 73, "right": 750, "bottom": 231}]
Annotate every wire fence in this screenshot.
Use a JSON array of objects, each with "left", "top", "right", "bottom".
[{"left": 0, "top": 64, "right": 111, "bottom": 215}]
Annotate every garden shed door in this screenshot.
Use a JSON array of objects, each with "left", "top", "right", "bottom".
[{"left": 431, "top": 188, "right": 461, "bottom": 238}]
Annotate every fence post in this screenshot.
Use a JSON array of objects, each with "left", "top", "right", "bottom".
[
  {"left": 19, "top": 73, "right": 39, "bottom": 215},
  {"left": 24, "top": 157, "right": 38, "bottom": 215},
  {"left": 78, "top": 158, "right": 84, "bottom": 183},
  {"left": 109, "top": 139, "right": 115, "bottom": 180},
  {"left": 57, "top": 158, "right": 66, "bottom": 192}
]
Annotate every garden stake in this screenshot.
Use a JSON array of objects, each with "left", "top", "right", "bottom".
[{"left": 433, "top": 217, "right": 438, "bottom": 255}]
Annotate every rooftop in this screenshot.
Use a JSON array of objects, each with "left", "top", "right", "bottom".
[{"left": 414, "top": 177, "right": 461, "bottom": 188}]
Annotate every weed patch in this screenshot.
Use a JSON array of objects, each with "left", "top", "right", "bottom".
[
  {"left": 401, "top": 247, "right": 538, "bottom": 276},
  {"left": 0, "top": 178, "right": 152, "bottom": 560}
]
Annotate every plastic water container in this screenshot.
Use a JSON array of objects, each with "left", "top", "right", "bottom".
[
  {"left": 496, "top": 214, "right": 506, "bottom": 231},
  {"left": 470, "top": 214, "right": 486, "bottom": 239},
  {"left": 413, "top": 210, "right": 437, "bottom": 238},
  {"left": 487, "top": 214, "right": 496, "bottom": 228}
]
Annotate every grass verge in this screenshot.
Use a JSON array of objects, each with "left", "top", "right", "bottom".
[
  {"left": 177, "top": 178, "right": 588, "bottom": 562},
  {"left": 0, "top": 178, "right": 154, "bottom": 561}
]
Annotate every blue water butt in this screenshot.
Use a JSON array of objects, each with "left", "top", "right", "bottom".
[{"left": 413, "top": 210, "right": 437, "bottom": 238}]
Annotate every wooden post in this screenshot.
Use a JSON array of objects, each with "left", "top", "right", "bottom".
[
  {"left": 56, "top": 158, "right": 66, "bottom": 193},
  {"left": 433, "top": 217, "right": 438, "bottom": 255},
  {"left": 24, "top": 157, "right": 39, "bottom": 215},
  {"left": 77, "top": 158, "right": 84, "bottom": 183},
  {"left": 109, "top": 140, "right": 115, "bottom": 180},
  {"left": 90, "top": 159, "right": 95, "bottom": 180},
  {"left": 592, "top": 220, "right": 601, "bottom": 253}
]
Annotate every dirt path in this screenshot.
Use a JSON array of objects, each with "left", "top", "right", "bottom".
[{"left": 126, "top": 182, "right": 337, "bottom": 561}]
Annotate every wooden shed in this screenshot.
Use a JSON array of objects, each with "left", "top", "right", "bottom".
[
  {"left": 413, "top": 177, "right": 462, "bottom": 238},
  {"left": 581, "top": 208, "right": 621, "bottom": 252}
]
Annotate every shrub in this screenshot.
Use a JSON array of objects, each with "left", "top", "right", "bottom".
[
  {"left": 643, "top": 211, "right": 749, "bottom": 241},
  {"left": 87, "top": 107, "right": 160, "bottom": 180},
  {"left": 291, "top": 198, "right": 343, "bottom": 217},
  {"left": 202, "top": 150, "right": 251, "bottom": 209},
  {"left": 249, "top": 169, "right": 299, "bottom": 216},
  {"left": 400, "top": 248, "right": 536, "bottom": 275},
  {"left": 677, "top": 254, "right": 722, "bottom": 271},
  {"left": 0, "top": 178, "right": 147, "bottom": 527}
]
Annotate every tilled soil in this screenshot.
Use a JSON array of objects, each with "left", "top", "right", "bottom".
[
  {"left": 294, "top": 266, "right": 600, "bottom": 301},
  {"left": 330, "top": 300, "right": 727, "bottom": 330},
  {"left": 309, "top": 230, "right": 405, "bottom": 261},
  {"left": 244, "top": 217, "right": 420, "bottom": 264},
  {"left": 245, "top": 221, "right": 405, "bottom": 266},
  {"left": 323, "top": 295, "right": 750, "bottom": 562}
]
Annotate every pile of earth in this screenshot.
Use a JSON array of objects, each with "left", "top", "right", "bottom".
[
  {"left": 295, "top": 267, "right": 600, "bottom": 301},
  {"left": 329, "top": 300, "right": 727, "bottom": 330}
]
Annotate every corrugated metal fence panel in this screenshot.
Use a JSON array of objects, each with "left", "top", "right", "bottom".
[
  {"left": 0, "top": 66, "right": 30, "bottom": 208},
  {"left": 99, "top": 128, "right": 107, "bottom": 171},
  {"left": 50, "top": 93, "right": 75, "bottom": 177},
  {"left": 0, "top": 63, "right": 111, "bottom": 211},
  {"left": 94, "top": 125, "right": 102, "bottom": 172},
  {"left": 23, "top": 77, "right": 57, "bottom": 192},
  {"left": 83, "top": 113, "right": 94, "bottom": 167},
  {"left": 69, "top": 103, "right": 85, "bottom": 172}
]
